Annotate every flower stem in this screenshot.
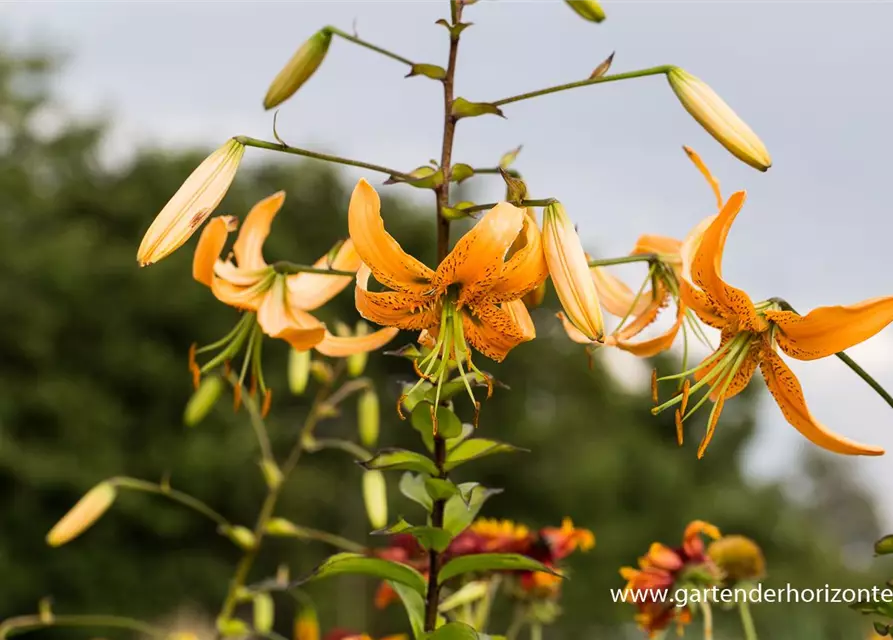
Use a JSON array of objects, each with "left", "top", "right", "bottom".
[
  {"left": 530, "top": 623, "right": 543, "bottom": 640},
  {"left": 327, "top": 26, "right": 415, "bottom": 67},
  {"left": 739, "top": 599, "right": 759, "bottom": 640},
  {"left": 699, "top": 600, "right": 714, "bottom": 640},
  {"left": 0, "top": 614, "right": 163, "bottom": 639},
  {"left": 588, "top": 253, "right": 658, "bottom": 267},
  {"left": 111, "top": 477, "right": 231, "bottom": 529},
  {"left": 234, "top": 136, "right": 413, "bottom": 182},
  {"left": 492, "top": 65, "right": 673, "bottom": 107}
]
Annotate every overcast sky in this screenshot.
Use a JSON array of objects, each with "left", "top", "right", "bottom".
[{"left": 6, "top": 0, "right": 893, "bottom": 526}]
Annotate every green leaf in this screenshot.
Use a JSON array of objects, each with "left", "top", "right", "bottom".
[
  {"left": 362, "top": 448, "right": 439, "bottom": 475},
  {"left": 389, "top": 580, "right": 427, "bottom": 639},
  {"left": 434, "top": 19, "right": 473, "bottom": 39},
  {"left": 498, "top": 145, "right": 523, "bottom": 169},
  {"left": 425, "top": 477, "right": 459, "bottom": 502},
  {"left": 446, "top": 424, "right": 475, "bottom": 451},
  {"left": 373, "top": 518, "right": 453, "bottom": 552},
  {"left": 876, "top": 534, "right": 893, "bottom": 555},
  {"left": 444, "top": 438, "right": 527, "bottom": 471},
  {"left": 299, "top": 552, "right": 427, "bottom": 596},
  {"left": 385, "top": 165, "right": 444, "bottom": 189},
  {"left": 451, "top": 98, "right": 505, "bottom": 120},
  {"left": 400, "top": 472, "right": 433, "bottom": 511},
  {"left": 438, "top": 553, "right": 561, "bottom": 584},
  {"left": 426, "top": 622, "right": 478, "bottom": 640},
  {"left": 442, "top": 483, "right": 502, "bottom": 536},
  {"left": 450, "top": 163, "right": 474, "bottom": 183},
  {"left": 411, "top": 401, "right": 462, "bottom": 439},
  {"left": 442, "top": 201, "right": 477, "bottom": 221},
  {"left": 406, "top": 63, "right": 447, "bottom": 80}
]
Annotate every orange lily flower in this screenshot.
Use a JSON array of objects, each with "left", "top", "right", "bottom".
[
  {"left": 348, "top": 179, "right": 547, "bottom": 417},
  {"left": 654, "top": 188, "right": 891, "bottom": 458},
  {"left": 620, "top": 520, "right": 722, "bottom": 637},
  {"left": 190, "top": 191, "right": 397, "bottom": 406}
]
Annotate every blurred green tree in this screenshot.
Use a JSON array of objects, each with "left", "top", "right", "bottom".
[{"left": 0, "top": 48, "right": 882, "bottom": 639}]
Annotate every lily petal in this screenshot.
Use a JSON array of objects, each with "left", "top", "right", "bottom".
[
  {"left": 434, "top": 202, "right": 525, "bottom": 304},
  {"left": 211, "top": 275, "right": 271, "bottom": 311},
  {"left": 683, "top": 146, "right": 723, "bottom": 210},
  {"left": 287, "top": 239, "right": 362, "bottom": 310},
  {"left": 348, "top": 179, "right": 434, "bottom": 294},
  {"left": 314, "top": 327, "right": 399, "bottom": 357},
  {"left": 632, "top": 234, "right": 682, "bottom": 262},
  {"left": 690, "top": 191, "right": 764, "bottom": 332},
  {"left": 233, "top": 191, "right": 286, "bottom": 271},
  {"left": 557, "top": 311, "right": 594, "bottom": 345},
  {"left": 487, "top": 214, "right": 549, "bottom": 303},
  {"left": 503, "top": 299, "right": 536, "bottom": 342},
  {"left": 591, "top": 267, "right": 654, "bottom": 318},
  {"left": 193, "top": 215, "right": 237, "bottom": 286},
  {"left": 679, "top": 278, "right": 727, "bottom": 329},
  {"left": 765, "top": 298, "right": 893, "bottom": 361},
  {"left": 355, "top": 265, "right": 439, "bottom": 331},
  {"left": 760, "top": 349, "right": 884, "bottom": 456},
  {"left": 462, "top": 301, "right": 531, "bottom": 362},
  {"left": 610, "top": 299, "right": 684, "bottom": 358},
  {"left": 256, "top": 277, "right": 327, "bottom": 350}
]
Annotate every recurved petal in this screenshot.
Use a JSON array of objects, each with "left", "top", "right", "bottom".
[
  {"left": 314, "top": 326, "right": 399, "bottom": 357},
  {"left": 503, "top": 299, "right": 536, "bottom": 342},
  {"left": 257, "top": 277, "right": 327, "bottom": 350},
  {"left": 434, "top": 202, "right": 525, "bottom": 304},
  {"left": 679, "top": 278, "right": 727, "bottom": 329},
  {"left": 287, "top": 239, "right": 361, "bottom": 310},
  {"left": 211, "top": 274, "right": 270, "bottom": 311},
  {"left": 193, "top": 215, "right": 237, "bottom": 286},
  {"left": 760, "top": 349, "right": 884, "bottom": 456},
  {"left": 591, "top": 267, "right": 653, "bottom": 318},
  {"left": 632, "top": 234, "right": 683, "bottom": 261},
  {"left": 462, "top": 301, "right": 532, "bottom": 362},
  {"left": 355, "top": 265, "right": 439, "bottom": 331},
  {"left": 543, "top": 203, "right": 604, "bottom": 341},
  {"left": 487, "top": 214, "right": 549, "bottom": 303},
  {"left": 232, "top": 191, "right": 286, "bottom": 271},
  {"left": 683, "top": 146, "right": 723, "bottom": 210},
  {"left": 765, "top": 298, "right": 893, "bottom": 361},
  {"left": 348, "top": 179, "right": 434, "bottom": 294},
  {"left": 558, "top": 312, "right": 594, "bottom": 345},
  {"left": 610, "top": 298, "right": 685, "bottom": 357}
]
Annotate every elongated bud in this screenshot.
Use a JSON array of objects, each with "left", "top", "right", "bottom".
[
  {"left": 260, "top": 459, "right": 283, "bottom": 490},
  {"left": 542, "top": 203, "right": 604, "bottom": 341},
  {"left": 294, "top": 607, "right": 320, "bottom": 640},
  {"left": 289, "top": 349, "right": 312, "bottom": 394},
  {"left": 358, "top": 387, "right": 380, "bottom": 448},
  {"left": 222, "top": 525, "right": 257, "bottom": 550},
  {"left": 266, "top": 517, "right": 300, "bottom": 536},
  {"left": 347, "top": 323, "right": 370, "bottom": 377},
  {"left": 253, "top": 593, "right": 275, "bottom": 634},
  {"left": 137, "top": 139, "right": 244, "bottom": 266},
  {"left": 362, "top": 470, "right": 388, "bottom": 530},
  {"left": 565, "top": 0, "right": 606, "bottom": 23},
  {"left": 46, "top": 482, "right": 117, "bottom": 547},
  {"left": 667, "top": 67, "right": 771, "bottom": 172},
  {"left": 264, "top": 29, "right": 333, "bottom": 110},
  {"left": 216, "top": 618, "right": 250, "bottom": 638},
  {"left": 183, "top": 376, "right": 224, "bottom": 427}
]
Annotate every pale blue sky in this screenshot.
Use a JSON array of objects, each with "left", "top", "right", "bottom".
[{"left": 6, "top": 0, "right": 893, "bottom": 525}]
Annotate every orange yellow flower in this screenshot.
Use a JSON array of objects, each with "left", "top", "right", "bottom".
[
  {"left": 620, "top": 521, "right": 722, "bottom": 637},
  {"left": 190, "top": 191, "right": 397, "bottom": 405},
  {"left": 654, "top": 187, "right": 890, "bottom": 458},
  {"left": 348, "top": 179, "right": 547, "bottom": 418}
]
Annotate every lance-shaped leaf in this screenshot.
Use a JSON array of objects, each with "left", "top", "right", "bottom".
[
  {"left": 411, "top": 402, "right": 463, "bottom": 439},
  {"left": 426, "top": 621, "right": 506, "bottom": 639},
  {"left": 425, "top": 477, "right": 459, "bottom": 502},
  {"left": 438, "top": 553, "right": 561, "bottom": 584},
  {"left": 406, "top": 63, "right": 447, "bottom": 80},
  {"left": 374, "top": 518, "right": 453, "bottom": 552},
  {"left": 444, "top": 438, "right": 528, "bottom": 471},
  {"left": 449, "top": 163, "right": 475, "bottom": 183},
  {"left": 362, "top": 448, "right": 439, "bottom": 475},
  {"left": 499, "top": 145, "right": 523, "bottom": 169},
  {"left": 442, "top": 483, "right": 502, "bottom": 536},
  {"left": 389, "top": 580, "right": 427, "bottom": 639},
  {"left": 452, "top": 98, "right": 505, "bottom": 120},
  {"left": 298, "top": 552, "right": 427, "bottom": 596},
  {"left": 400, "top": 472, "right": 433, "bottom": 511}
]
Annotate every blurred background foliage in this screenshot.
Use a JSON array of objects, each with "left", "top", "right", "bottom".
[{"left": 0, "top": 48, "right": 886, "bottom": 639}]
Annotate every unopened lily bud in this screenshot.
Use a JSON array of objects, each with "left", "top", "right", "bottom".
[
  {"left": 543, "top": 202, "right": 604, "bottom": 341},
  {"left": 46, "top": 482, "right": 117, "bottom": 547},
  {"left": 667, "top": 67, "right": 771, "bottom": 172},
  {"left": 223, "top": 525, "right": 257, "bottom": 550},
  {"left": 260, "top": 459, "right": 283, "bottom": 490},
  {"left": 310, "top": 360, "right": 334, "bottom": 386},
  {"left": 294, "top": 606, "right": 320, "bottom": 640},
  {"left": 264, "top": 29, "right": 333, "bottom": 110},
  {"left": 707, "top": 535, "right": 766, "bottom": 582},
  {"left": 183, "top": 375, "right": 223, "bottom": 427},
  {"left": 253, "top": 593, "right": 275, "bottom": 634},
  {"left": 289, "top": 349, "right": 312, "bottom": 394},
  {"left": 216, "top": 618, "right": 250, "bottom": 638},
  {"left": 266, "top": 517, "right": 300, "bottom": 536},
  {"left": 362, "top": 470, "right": 388, "bottom": 530},
  {"left": 357, "top": 386, "right": 380, "bottom": 447},
  {"left": 347, "top": 323, "right": 370, "bottom": 377},
  {"left": 137, "top": 138, "right": 244, "bottom": 266},
  {"left": 565, "top": 0, "right": 606, "bottom": 23}
]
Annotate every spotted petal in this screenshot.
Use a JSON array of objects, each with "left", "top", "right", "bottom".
[
  {"left": 487, "top": 214, "right": 549, "bottom": 303},
  {"left": 354, "top": 265, "right": 439, "bottom": 331},
  {"left": 462, "top": 300, "right": 532, "bottom": 362}
]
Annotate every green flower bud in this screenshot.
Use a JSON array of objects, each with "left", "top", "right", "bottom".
[
  {"left": 46, "top": 482, "right": 117, "bottom": 547},
  {"left": 266, "top": 517, "right": 300, "bottom": 536},
  {"left": 264, "top": 29, "right": 333, "bottom": 110},
  {"left": 362, "top": 470, "right": 388, "bottom": 530},
  {"left": 565, "top": 0, "right": 606, "bottom": 23},
  {"left": 183, "top": 375, "right": 224, "bottom": 427},
  {"left": 289, "top": 349, "right": 312, "bottom": 394},
  {"left": 347, "top": 322, "right": 370, "bottom": 377},
  {"left": 253, "top": 594, "right": 275, "bottom": 633},
  {"left": 223, "top": 525, "right": 257, "bottom": 550},
  {"left": 357, "top": 387, "right": 380, "bottom": 448}
]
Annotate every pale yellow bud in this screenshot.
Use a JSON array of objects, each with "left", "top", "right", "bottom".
[
  {"left": 543, "top": 203, "right": 604, "bottom": 341},
  {"left": 357, "top": 387, "right": 380, "bottom": 448},
  {"left": 46, "top": 482, "right": 117, "bottom": 547},
  {"left": 289, "top": 349, "right": 312, "bottom": 394},
  {"left": 253, "top": 593, "right": 275, "bottom": 634},
  {"left": 347, "top": 322, "right": 370, "bottom": 377},
  {"left": 565, "top": 0, "right": 606, "bottom": 23},
  {"left": 264, "top": 29, "right": 333, "bottom": 110},
  {"left": 362, "top": 470, "right": 388, "bottom": 530},
  {"left": 137, "top": 139, "right": 244, "bottom": 266},
  {"left": 183, "top": 375, "right": 223, "bottom": 427},
  {"left": 667, "top": 67, "right": 771, "bottom": 172}
]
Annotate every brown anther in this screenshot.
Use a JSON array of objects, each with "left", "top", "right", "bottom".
[
  {"left": 430, "top": 403, "right": 439, "bottom": 436},
  {"left": 412, "top": 358, "right": 434, "bottom": 381},
  {"left": 249, "top": 375, "right": 258, "bottom": 398},
  {"left": 188, "top": 344, "right": 200, "bottom": 390},
  {"left": 396, "top": 394, "right": 407, "bottom": 420},
  {"left": 697, "top": 396, "right": 725, "bottom": 459},
  {"left": 482, "top": 373, "right": 494, "bottom": 399},
  {"left": 261, "top": 389, "right": 273, "bottom": 418},
  {"left": 233, "top": 384, "right": 243, "bottom": 412},
  {"left": 680, "top": 379, "right": 691, "bottom": 416},
  {"left": 651, "top": 369, "right": 659, "bottom": 404},
  {"left": 223, "top": 360, "right": 231, "bottom": 377},
  {"left": 674, "top": 409, "right": 684, "bottom": 446}
]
